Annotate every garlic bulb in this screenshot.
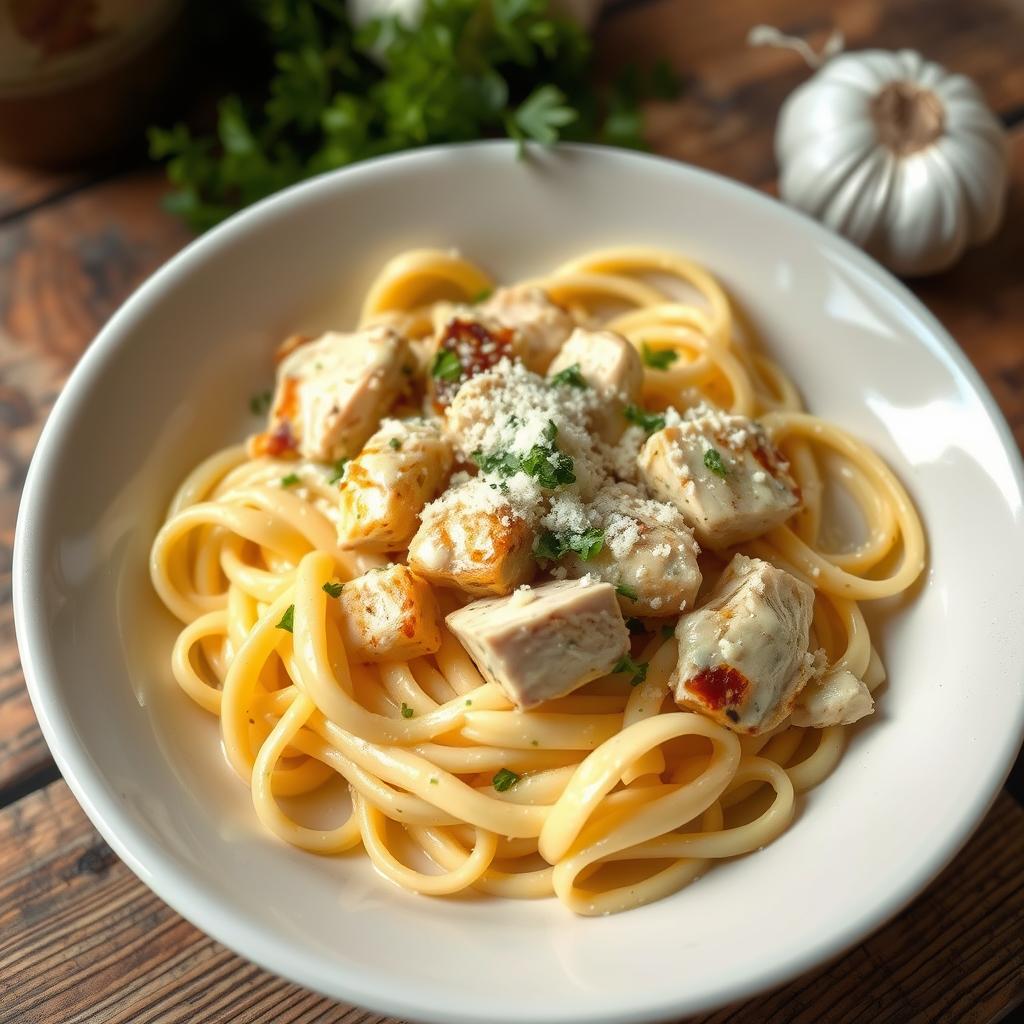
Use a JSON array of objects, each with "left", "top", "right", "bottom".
[{"left": 771, "top": 45, "right": 1008, "bottom": 276}]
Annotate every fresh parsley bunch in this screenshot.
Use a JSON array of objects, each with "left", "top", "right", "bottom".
[{"left": 150, "top": 0, "right": 677, "bottom": 231}]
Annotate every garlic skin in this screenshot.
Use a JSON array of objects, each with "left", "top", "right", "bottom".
[{"left": 776, "top": 50, "right": 1008, "bottom": 276}]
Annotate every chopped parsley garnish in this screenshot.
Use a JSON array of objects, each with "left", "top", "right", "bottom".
[
  {"left": 703, "top": 447, "right": 728, "bottom": 477},
  {"left": 327, "top": 457, "right": 348, "bottom": 484},
  {"left": 431, "top": 348, "right": 462, "bottom": 382},
  {"left": 661, "top": 624, "right": 675, "bottom": 639},
  {"left": 492, "top": 768, "right": 520, "bottom": 792},
  {"left": 322, "top": 581, "right": 344, "bottom": 598},
  {"left": 472, "top": 420, "right": 575, "bottom": 490},
  {"left": 613, "top": 654, "right": 649, "bottom": 687},
  {"left": 625, "top": 616, "right": 646, "bottom": 635},
  {"left": 624, "top": 403, "right": 666, "bottom": 434},
  {"left": 641, "top": 343, "right": 679, "bottom": 370},
  {"left": 533, "top": 527, "right": 605, "bottom": 563},
  {"left": 276, "top": 605, "right": 295, "bottom": 632},
  {"left": 388, "top": 437, "right": 402, "bottom": 450},
  {"left": 401, "top": 702, "right": 414, "bottom": 719},
  {"left": 472, "top": 288, "right": 493, "bottom": 303},
  {"left": 615, "top": 582, "right": 639, "bottom": 601},
  {"left": 549, "top": 363, "right": 588, "bottom": 389},
  {"left": 249, "top": 390, "right": 272, "bottom": 415},
  {"left": 280, "top": 472, "right": 301, "bottom": 487}
]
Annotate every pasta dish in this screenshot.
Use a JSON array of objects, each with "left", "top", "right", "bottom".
[{"left": 151, "top": 247, "right": 925, "bottom": 915}]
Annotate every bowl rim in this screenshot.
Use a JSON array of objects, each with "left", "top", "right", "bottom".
[{"left": 13, "top": 139, "right": 1024, "bottom": 1024}]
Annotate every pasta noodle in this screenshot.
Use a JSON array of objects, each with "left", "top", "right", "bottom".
[{"left": 150, "top": 247, "right": 925, "bottom": 915}]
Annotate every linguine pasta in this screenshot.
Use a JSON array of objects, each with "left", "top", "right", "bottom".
[{"left": 150, "top": 247, "right": 925, "bottom": 915}]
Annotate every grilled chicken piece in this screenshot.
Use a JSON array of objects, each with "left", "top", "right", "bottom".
[
  {"left": 547, "top": 328, "right": 643, "bottom": 441},
  {"left": 339, "top": 564, "right": 442, "bottom": 662},
  {"left": 337, "top": 418, "right": 453, "bottom": 552},
  {"left": 407, "top": 478, "right": 535, "bottom": 596},
  {"left": 251, "top": 326, "right": 411, "bottom": 462},
  {"left": 670, "top": 554, "right": 814, "bottom": 734},
  {"left": 639, "top": 408, "right": 800, "bottom": 550},
  {"left": 446, "top": 579, "right": 629, "bottom": 708}
]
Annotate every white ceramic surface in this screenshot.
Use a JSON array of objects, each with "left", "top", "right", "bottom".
[{"left": 14, "top": 142, "right": 1024, "bottom": 1024}]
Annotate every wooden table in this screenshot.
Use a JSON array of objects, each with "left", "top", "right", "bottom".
[{"left": 2, "top": 1, "right": 1023, "bottom": 1021}]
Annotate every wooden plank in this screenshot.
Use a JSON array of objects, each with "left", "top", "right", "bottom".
[
  {"left": 0, "top": 170, "right": 191, "bottom": 795},
  {"left": 0, "top": 163, "right": 87, "bottom": 222},
  {"left": 0, "top": 779, "right": 1021, "bottom": 1024}
]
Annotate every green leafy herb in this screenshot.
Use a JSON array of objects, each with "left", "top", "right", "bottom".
[
  {"left": 661, "top": 624, "right": 675, "bottom": 639},
  {"left": 612, "top": 655, "right": 648, "bottom": 687},
  {"left": 615, "top": 582, "right": 639, "bottom": 601},
  {"left": 322, "top": 581, "right": 344, "bottom": 598},
  {"left": 625, "top": 616, "right": 646, "bottom": 635},
  {"left": 276, "top": 605, "right": 295, "bottom": 632},
  {"left": 651, "top": 59, "right": 683, "bottom": 100},
  {"left": 612, "top": 653, "right": 648, "bottom": 687},
  {"left": 388, "top": 437, "right": 403, "bottom": 450},
  {"left": 401, "top": 702, "right": 414, "bottom": 719},
  {"left": 280, "top": 472, "right": 301, "bottom": 487},
  {"left": 624, "top": 403, "right": 666, "bottom": 434},
  {"left": 548, "top": 363, "right": 588, "bottom": 389},
  {"left": 149, "top": 1, "right": 676, "bottom": 231},
  {"left": 641, "top": 343, "right": 679, "bottom": 370},
  {"left": 703, "top": 447, "right": 728, "bottom": 477},
  {"left": 431, "top": 348, "right": 463, "bottom": 382},
  {"left": 492, "top": 768, "right": 520, "bottom": 792},
  {"left": 533, "top": 527, "right": 604, "bottom": 563},
  {"left": 250, "top": 390, "right": 272, "bottom": 415},
  {"left": 472, "top": 288, "right": 493, "bottom": 303},
  {"left": 327, "top": 457, "right": 348, "bottom": 483},
  {"left": 473, "top": 420, "right": 575, "bottom": 490}
]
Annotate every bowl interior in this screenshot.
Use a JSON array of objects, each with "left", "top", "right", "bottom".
[{"left": 16, "top": 143, "right": 1024, "bottom": 1024}]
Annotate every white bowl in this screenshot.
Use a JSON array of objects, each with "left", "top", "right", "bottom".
[{"left": 15, "top": 142, "right": 1024, "bottom": 1023}]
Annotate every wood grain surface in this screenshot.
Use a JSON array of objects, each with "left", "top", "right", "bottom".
[{"left": 1, "top": 0, "right": 1023, "bottom": 1020}]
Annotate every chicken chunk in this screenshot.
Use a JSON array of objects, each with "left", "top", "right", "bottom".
[
  {"left": 638, "top": 408, "right": 800, "bottom": 550},
  {"left": 547, "top": 328, "right": 643, "bottom": 441},
  {"left": 339, "top": 564, "right": 442, "bottom": 662},
  {"left": 427, "top": 311, "right": 518, "bottom": 411},
  {"left": 670, "top": 554, "right": 815, "bottom": 734},
  {"left": 479, "top": 285, "right": 575, "bottom": 372},
  {"left": 790, "top": 668, "right": 874, "bottom": 728},
  {"left": 251, "top": 326, "right": 412, "bottom": 462},
  {"left": 337, "top": 418, "right": 453, "bottom": 552},
  {"left": 544, "top": 483, "right": 702, "bottom": 616},
  {"left": 446, "top": 579, "right": 629, "bottom": 709},
  {"left": 407, "top": 478, "right": 535, "bottom": 595}
]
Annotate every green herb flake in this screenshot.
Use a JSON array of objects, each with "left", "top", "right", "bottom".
[
  {"left": 661, "top": 624, "right": 675, "bottom": 639},
  {"left": 388, "top": 437, "right": 402, "bottom": 450},
  {"left": 612, "top": 654, "right": 649, "bottom": 687},
  {"left": 276, "top": 605, "right": 295, "bottom": 632},
  {"left": 624, "top": 404, "right": 666, "bottom": 434},
  {"left": 472, "top": 288, "right": 493, "bottom": 303},
  {"left": 549, "top": 363, "right": 588, "bottom": 389},
  {"left": 492, "top": 768, "right": 520, "bottom": 792},
  {"left": 625, "top": 617, "right": 646, "bottom": 635},
  {"left": 322, "top": 581, "right": 344, "bottom": 598},
  {"left": 431, "top": 348, "right": 462, "bottom": 382},
  {"left": 327, "top": 457, "right": 348, "bottom": 484},
  {"left": 401, "top": 702, "right": 414, "bottom": 719},
  {"left": 704, "top": 447, "right": 728, "bottom": 477},
  {"left": 641, "top": 343, "right": 679, "bottom": 370},
  {"left": 616, "top": 583, "right": 639, "bottom": 601},
  {"left": 249, "top": 390, "right": 272, "bottom": 416},
  {"left": 280, "top": 472, "right": 301, "bottom": 487},
  {"left": 533, "top": 527, "right": 604, "bottom": 564},
  {"left": 474, "top": 420, "right": 575, "bottom": 491}
]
